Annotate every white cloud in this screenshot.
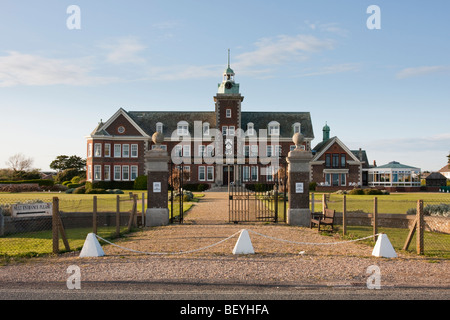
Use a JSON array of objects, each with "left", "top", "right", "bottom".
[
  {"left": 296, "top": 63, "right": 361, "bottom": 77},
  {"left": 99, "top": 36, "right": 147, "bottom": 64},
  {"left": 396, "top": 65, "right": 450, "bottom": 79},
  {"left": 234, "top": 34, "right": 335, "bottom": 74},
  {"left": 0, "top": 51, "right": 116, "bottom": 87}
]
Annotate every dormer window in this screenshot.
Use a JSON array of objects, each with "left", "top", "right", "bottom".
[
  {"left": 247, "top": 123, "right": 254, "bottom": 136},
  {"left": 177, "top": 121, "right": 189, "bottom": 136},
  {"left": 156, "top": 122, "right": 163, "bottom": 133},
  {"left": 293, "top": 122, "right": 301, "bottom": 134},
  {"left": 268, "top": 121, "right": 280, "bottom": 135},
  {"left": 203, "top": 122, "right": 210, "bottom": 136}
]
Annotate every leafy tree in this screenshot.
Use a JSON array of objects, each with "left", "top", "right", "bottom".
[{"left": 50, "top": 155, "right": 86, "bottom": 172}]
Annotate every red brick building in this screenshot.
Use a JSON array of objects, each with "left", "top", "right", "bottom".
[
  {"left": 311, "top": 123, "right": 370, "bottom": 191},
  {"left": 86, "top": 61, "right": 314, "bottom": 187}
]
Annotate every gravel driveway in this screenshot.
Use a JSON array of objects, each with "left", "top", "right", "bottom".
[{"left": 1, "top": 192, "right": 449, "bottom": 297}]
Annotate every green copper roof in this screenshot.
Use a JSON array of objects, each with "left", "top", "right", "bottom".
[
  {"left": 376, "top": 161, "right": 420, "bottom": 170},
  {"left": 224, "top": 67, "right": 234, "bottom": 74}
]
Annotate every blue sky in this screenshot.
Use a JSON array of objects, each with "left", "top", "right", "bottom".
[{"left": 0, "top": 0, "right": 449, "bottom": 172}]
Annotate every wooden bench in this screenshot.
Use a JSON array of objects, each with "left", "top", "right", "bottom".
[{"left": 310, "top": 209, "right": 335, "bottom": 231}]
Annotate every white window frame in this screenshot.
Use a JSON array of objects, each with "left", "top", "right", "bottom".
[
  {"left": 94, "top": 165, "right": 101, "bottom": 180},
  {"left": 293, "top": 122, "right": 301, "bottom": 134},
  {"left": 88, "top": 143, "right": 93, "bottom": 158},
  {"left": 114, "top": 144, "right": 121, "bottom": 158},
  {"left": 104, "top": 165, "right": 111, "bottom": 181},
  {"left": 94, "top": 143, "right": 102, "bottom": 157},
  {"left": 226, "top": 109, "right": 232, "bottom": 118},
  {"left": 177, "top": 121, "right": 189, "bottom": 136},
  {"left": 251, "top": 166, "right": 258, "bottom": 181},
  {"left": 268, "top": 121, "right": 280, "bottom": 136},
  {"left": 247, "top": 123, "right": 254, "bottom": 136},
  {"left": 122, "top": 165, "right": 129, "bottom": 181},
  {"left": 156, "top": 122, "right": 163, "bottom": 133},
  {"left": 243, "top": 166, "right": 250, "bottom": 182},
  {"left": 203, "top": 123, "right": 210, "bottom": 136},
  {"left": 222, "top": 126, "right": 228, "bottom": 136},
  {"left": 198, "top": 166, "right": 206, "bottom": 181},
  {"left": 87, "top": 165, "right": 92, "bottom": 180},
  {"left": 207, "top": 166, "right": 214, "bottom": 181},
  {"left": 122, "top": 144, "right": 130, "bottom": 158},
  {"left": 114, "top": 166, "right": 121, "bottom": 181},
  {"left": 174, "top": 145, "right": 183, "bottom": 157},
  {"left": 131, "top": 144, "right": 138, "bottom": 158},
  {"left": 104, "top": 144, "right": 111, "bottom": 157},
  {"left": 228, "top": 126, "right": 235, "bottom": 136},
  {"left": 131, "top": 165, "right": 138, "bottom": 181},
  {"left": 198, "top": 145, "right": 206, "bottom": 157},
  {"left": 183, "top": 145, "right": 191, "bottom": 157}
]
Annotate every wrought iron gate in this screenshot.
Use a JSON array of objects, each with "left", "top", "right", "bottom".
[{"left": 228, "top": 163, "right": 287, "bottom": 223}]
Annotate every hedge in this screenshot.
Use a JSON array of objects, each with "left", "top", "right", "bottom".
[{"left": 0, "top": 179, "right": 54, "bottom": 187}]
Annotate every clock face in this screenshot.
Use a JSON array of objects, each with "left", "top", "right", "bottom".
[{"left": 225, "top": 81, "right": 232, "bottom": 89}]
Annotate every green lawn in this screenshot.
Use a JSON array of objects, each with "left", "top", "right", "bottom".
[
  {"left": 0, "top": 191, "right": 197, "bottom": 258},
  {"left": 311, "top": 192, "right": 450, "bottom": 214}
]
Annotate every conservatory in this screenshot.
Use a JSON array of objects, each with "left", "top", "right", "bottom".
[{"left": 368, "top": 161, "right": 421, "bottom": 188}]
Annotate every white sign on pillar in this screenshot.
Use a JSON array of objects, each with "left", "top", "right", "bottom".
[
  {"left": 153, "top": 182, "right": 161, "bottom": 193},
  {"left": 295, "top": 182, "right": 304, "bottom": 193}
]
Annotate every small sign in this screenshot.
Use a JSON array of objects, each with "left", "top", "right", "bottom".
[
  {"left": 12, "top": 202, "right": 52, "bottom": 217},
  {"left": 153, "top": 182, "right": 161, "bottom": 193},
  {"left": 295, "top": 182, "right": 304, "bottom": 193}
]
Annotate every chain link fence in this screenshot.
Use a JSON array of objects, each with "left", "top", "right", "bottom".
[
  {"left": 313, "top": 192, "right": 450, "bottom": 258},
  {"left": 0, "top": 194, "right": 146, "bottom": 257}
]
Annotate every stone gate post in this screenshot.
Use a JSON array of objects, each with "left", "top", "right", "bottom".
[
  {"left": 286, "top": 133, "right": 313, "bottom": 226},
  {"left": 145, "top": 132, "right": 171, "bottom": 227}
]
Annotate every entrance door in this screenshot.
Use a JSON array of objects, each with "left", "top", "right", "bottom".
[{"left": 223, "top": 165, "right": 234, "bottom": 186}]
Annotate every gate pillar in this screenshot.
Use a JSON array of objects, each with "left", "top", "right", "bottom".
[
  {"left": 286, "top": 133, "right": 312, "bottom": 226},
  {"left": 145, "top": 132, "right": 171, "bottom": 227}
]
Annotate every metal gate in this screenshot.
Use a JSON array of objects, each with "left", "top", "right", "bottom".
[{"left": 228, "top": 163, "right": 287, "bottom": 223}]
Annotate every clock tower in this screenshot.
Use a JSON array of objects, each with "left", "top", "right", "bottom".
[
  {"left": 214, "top": 49, "right": 244, "bottom": 185},
  {"left": 214, "top": 49, "right": 244, "bottom": 133}
]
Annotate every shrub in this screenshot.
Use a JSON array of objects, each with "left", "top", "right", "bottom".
[
  {"left": 71, "top": 176, "right": 81, "bottom": 184},
  {"left": 73, "top": 186, "right": 86, "bottom": 194},
  {"left": 134, "top": 175, "right": 147, "bottom": 190},
  {"left": 86, "top": 188, "right": 107, "bottom": 194},
  {"left": 348, "top": 188, "right": 364, "bottom": 195},
  {"left": 309, "top": 182, "right": 317, "bottom": 191},
  {"left": 363, "top": 188, "right": 383, "bottom": 195},
  {"left": 67, "top": 183, "right": 81, "bottom": 189},
  {"left": 85, "top": 181, "right": 93, "bottom": 193},
  {"left": 407, "top": 203, "right": 450, "bottom": 217}
]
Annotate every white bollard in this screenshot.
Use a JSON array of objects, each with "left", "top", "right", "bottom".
[
  {"left": 79, "top": 233, "right": 105, "bottom": 257},
  {"left": 232, "top": 229, "right": 255, "bottom": 254},
  {"left": 372, "top": 233, "right": 397, "bottom": 258}
]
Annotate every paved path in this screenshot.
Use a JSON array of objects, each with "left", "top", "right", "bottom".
[{"left": 184, "top": 192, "right": 230, "bottom": 225}]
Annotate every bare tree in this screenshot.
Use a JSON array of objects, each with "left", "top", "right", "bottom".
[{"left": 6, "top": 153, "right": 34, "bottom": 173}]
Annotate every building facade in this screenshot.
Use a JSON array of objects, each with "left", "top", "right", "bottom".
[
  {"left": 86, "top": 61, "right": 314, "bottom": 187},
  {"left": 310, "top": 123, "right": 371, "bottom": 191}
]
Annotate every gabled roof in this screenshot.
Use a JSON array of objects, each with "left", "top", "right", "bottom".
[
  {"left": 438, "top": 164, "right": 450, "bottom": 173},
  {"left": 425, "top": 172, "right": 447, "bottom": 180},
  {"left": 311, "top": 136, "right": 361, "bottom": 163},
  {"left": 92, "top": 108, "right": 149, "bottom": 138}
]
